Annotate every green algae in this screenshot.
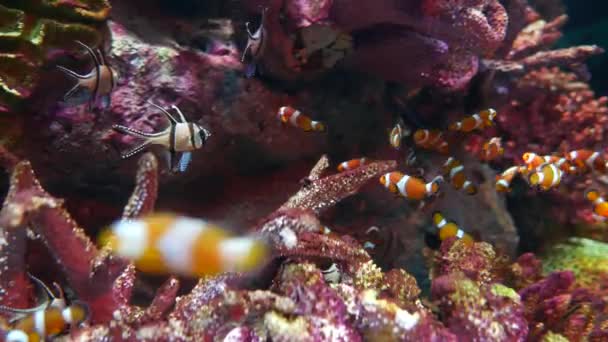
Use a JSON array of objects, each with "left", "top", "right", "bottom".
[
  {"left": 542, "top": 237, "right": 608, "bottom": 289},
  {"left": 490, "top": 283, "right": 520, "bottom": 302}
]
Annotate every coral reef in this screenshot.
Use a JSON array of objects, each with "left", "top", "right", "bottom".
[{"left": 0, "top": 0, "right": 607, "bottom": 340}]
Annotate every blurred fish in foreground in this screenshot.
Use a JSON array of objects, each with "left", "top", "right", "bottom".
[{"left": 98, "top": 213, "right": 270, "bottom": 277}]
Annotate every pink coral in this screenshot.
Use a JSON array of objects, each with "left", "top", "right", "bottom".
[{"left": 243, "top": 0, "right": 508, "bottom": 89}]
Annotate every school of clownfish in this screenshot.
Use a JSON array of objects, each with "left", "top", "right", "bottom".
[{"left": 3, "top": 11, "right": 608, "bottom": 341}]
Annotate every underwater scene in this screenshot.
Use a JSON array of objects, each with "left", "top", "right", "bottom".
[{"left": 0, "top": 0, "right": 608, "bottom": 341}]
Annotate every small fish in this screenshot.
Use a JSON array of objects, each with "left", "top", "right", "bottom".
[
  {"left": 432, "top": 212, "right": 474, "bottom": 245},
  {"left": 413, "top": 129, "right": 449, "bottom": 154},
  {"left": 57, "top": 40, "right": 118, "bottom": 111},
  {"left": 241, "top": 8, "right": 268, "bottom": 78},
  {"left": 5, "top": 302, "right": 89, "bottom": 342},
  {"left": 441, "top": 157, "right": 477, "bottom": 195},
  {"left": 495, "top": 166, "right": 525, "bottom": 192},
  {"left": 523, "top": 152, "right": 575, "bottom": 173},
  {"left": 99, "top": 213, "right": 270, "bottom": 277},
  {"left": 448, "top": 108, "right": 497, "bottom": 133},
  {"left": 584, "top": 189, "right": 608, "bottom": 221},
  {"left": 277, "top": 106, "right": 325, "bottom": 132},
  {"left": 337, "top": 158, "right": 369, "bottom": 172},
  {"left": 388, "top": 119, "right": 406, "bottom": 149},
  {"left": 479, "top": 137, "right": 504, "bottom": 162},
  {"left": 113, "top": 102, "right": 211, "bottom": 172},
  {"left": 379, "top": 172, "right": 443, "bottom": 200},
  {"left": 565, "top": 150, "right": 607, "bottom": 174},
  {"left": 528, "top": 162, "right": 563, "bottom": 191}
]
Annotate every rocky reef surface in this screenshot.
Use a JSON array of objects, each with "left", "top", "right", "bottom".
[{"left": 0, "top": 0, "right": 607, "bottom": 340}]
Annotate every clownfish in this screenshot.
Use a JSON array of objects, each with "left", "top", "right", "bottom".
[
  {"left": 584, "top": 189, "right": 608, "bottom": 221},
  {"left": 0, "top": 273, "right": 66, "bottom": 319},
  {"left": 495, "top": 166, "right": 525, "bottom": 192},
  {"left": 441, "top": 157, "right": 477, "bottom": 195},
  {"left": 379, "top": 172, "right": 443, "bottom": 200},
  {"left": 57, "top": 40, "right": 118, "bottom": 111},
  {"left": 528, "top": 162, "right": 563, "bottom": 191},
  {"left": 565, "top": 150, "right": 607, "bottom": 174},
  {"left": 522, "top": 153, "right": 573, "bottom": 173},
  {"left": 479, "top": 137, "right": 504, "bottom": 162},
  {"left": 113, "top": 102, "right": 211, "bottom": 173},
  {"left": 3, "top": 302, "right": 89, "bottom": 342},
  {"left": 413, "top": 129, "right": 449, "bottom": 154},
  {"left": 432, "top": 212, "right": 474, "bottom": 245},
  {"left": 337, "top": 158, "right": 369, "bottom": 172},
  {"left": 448, "top": 108, "right": 496, "bottom": 133},
  {"left": 99, "top": 213, "right": 270, "bottom": 278},
  {"left": 241, "top": 8, "right": 268, "bottom": 77},
  {"left": 388, "top": 119, "right": 407, "bottom": 149},
  {"left": 277, "top": 106, "right": 325, "bottom": 132}
]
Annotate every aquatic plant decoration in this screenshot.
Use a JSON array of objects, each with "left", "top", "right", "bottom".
[{"left": 0, "top": 0, "right": 608, "bottom": 340}]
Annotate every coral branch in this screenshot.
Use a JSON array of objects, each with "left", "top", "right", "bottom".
[
  {"left": 280, "top": 158, "right": 396, "bottom": 214},
  {"left": 0, "top": 159, "right": 128, "bottom": 323},
  {"left": 121, "top": 152, "right": 159, "bottom": 219}
]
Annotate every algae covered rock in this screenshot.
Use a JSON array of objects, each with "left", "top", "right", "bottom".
[{"left": 0, "top": 0, "right": 110, "bottom": 111}]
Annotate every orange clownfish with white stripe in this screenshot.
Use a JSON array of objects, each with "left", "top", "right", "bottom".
[
  {"left": 3, "top": 302, "right": 89, "bottom": 342},
  {"left": 99, "top": 213, "right": 270, "bottom": 277},
  {"left": 479, "top": 137, "right": 504, "bottom": 162},
  {"left": 584, "top": 189, "right": 608, "bottom": 221},
  {"left": 379, "top": 172, "right": 443, "bottom": 200},
  {"left": 337, "top": 158, "right": 370, "bottom": 172},
  {"left": 565, "top": 150, "right": 607, "bottom": 174},
  {"left": 495, "top": 166, "right": 526, "bottom": 193},
  {"left": 413, "top": 129, "right": 449, "bottom": 154},
  {"left": 432, "top": 212, "right": 474, "bottom": 245},
  {"left": 528, "top": 162, "right": 563, "bottom": 191},
  {"left": 448, "top": 108, "right": 496, "bottom": 133},
  {"left": 441, "top": 157, "right": 477, "bottom": 195},
  {"left": 522, "top": 152, "right": 574, "bottom": 173},
  {"left": 57, "top": 40, "right": 118, "bottom": 111},
  {"left": 277, "top": 106, "right": 326, "bottom": 132}
]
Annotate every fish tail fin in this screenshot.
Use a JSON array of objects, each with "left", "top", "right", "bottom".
[
  {"left": 57, "top": 65, "right": 87, "bottom": 80},
  {"left": 120, "top": 141, "right": 151, "bottom": 160},
  {"left": 312, "top": 121, "right": 326, "bottom": 132}
]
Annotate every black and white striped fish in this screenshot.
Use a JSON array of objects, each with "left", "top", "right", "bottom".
[{"left": 113, "top": 102, "right": 211, "bottom": 172}]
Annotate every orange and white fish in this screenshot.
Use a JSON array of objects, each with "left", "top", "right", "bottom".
[
  {"left": 57, "top": 40, "right": 118, "bottom": 111},
  {"left": 241, "top": 8, "right": 268, "bottom": 77},
  {"left": 479, "top": 137, "right": 504, "bottom": 162},
  {"left": 528, "top": 162, "right": 563, "bottom": 191},
  {"left": 337, "top": 158, "right": 369, "bottom": 172},
  {"left": 441, "top": 157, "right": 477, "bottom": 195},
  {"left": 522, "top": 152, "right": 575, "bottom": 173},
  {"left": 584, "top": 189, "right": 608, "bottom": 221},
  {"left": 379, "top": 172, "right": 443, "bottom": 200},
  {"left": 4, "top": 302, "right": 89, "bottom": 342},
  {"left": 388, "top": 119, "right": 408, "bottom": 149},
  {"left": 99, "top": 213, "right": 270, "bottom": 277},
  {"left": 113, "top": 102, "right": 211, "bottom": 172},
  {"left": 448, "top": 108, "right": 496, "bottom": 133},
  {"left": 277, "top": 106, "right": 325, "bottom": 132},
  {"left": 413, "top": 129, "right": 449, "bottom": 154},
  {"left": 432, "top": 212, "right": 474, "bottom": 245},
  {"left": 565, "top": 150, "right": 607, "bottom": 174},
  {"left": 495, "top": 166, "right": 525, "bottom": 192}
]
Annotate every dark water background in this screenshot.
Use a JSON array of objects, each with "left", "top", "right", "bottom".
[{"left": 560, "top": 0, "right": 608, "bottom": 94}]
